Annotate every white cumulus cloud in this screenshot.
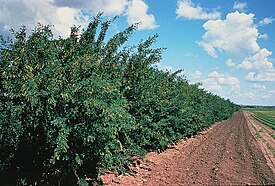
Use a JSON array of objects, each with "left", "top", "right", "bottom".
[
  {"left": 191, "top": 70, "right": 202, "bottom": 79},
  {"left": 258, "top": 33, "right": 268, "bottom": 39},
  {"left": 176, "top": 0, "right": 220, "bottom": 20},
  {"left": 238, "top": 49, "right": 275, "bottom": 82},
  {"left": 0, "top": 0, "right": 88, "bottom": 37},
  {"left": 208, "top": 83, "right": 223, "bottom": 91},
  {"left": 127, "top": 0, "right": 158, "bottom": 30},
  {"left": 218, "top": 76, "right": 240, "bottom": 86},
  {"left": 196, "top": 41, "right": 218, "bottom": 58},
  {"left": 258, "top": 17, "right": 274, "bottom": 26},
  {"left": 253, "top": 84, "right": 266, "bottom": 91},
  {"left": 238, "top": 60, "right": 253, "bottom": 70},
  {"left": 53, "top": 0, "right": 128, "bottom": 16},
  {"left": 246, "top": 70, "right": 275, "bottom": 82},
  {"left": 233, "top": 2, "right": 247, "bottom": 12},
  {"left": 0, "top": 0, "right": 158, "bottom": 38},
  {"left": 203, "top": 78, "right": 222, "bottom": 91},
  {"left": 197, "top": 11, "right": 260, "bottom": 58},
  {"left": 238, "top": 48, "right": 273, "bottom": 70},
  {"left": 208, "top": 71, "right": 224, "bottom": 78},
  {"left": 87, "top": 0, "right": 127, "bottom": 16},
  {"left": 203, "top": 71, "right": 240, "bottom": 93},
  {"left": 226, "top": 58, "right": 236, "bottom": 67}
]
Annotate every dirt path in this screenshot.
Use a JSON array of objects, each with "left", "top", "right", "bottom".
[{"left": 101, "top": 111, "right": 275, "bottom": 185}]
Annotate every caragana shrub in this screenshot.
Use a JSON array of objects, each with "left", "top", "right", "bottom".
[{"left": 0, "top": 15, "right": 240, "bottom": 185}]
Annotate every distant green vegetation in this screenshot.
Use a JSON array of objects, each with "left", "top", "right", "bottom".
[
  {"left": 242, "top": 106, "right": 275, "bottom": 111},
  {"left": 250, "top": 110, "right": 275, "bottom": 130},
  {"left": 0, "top": 15, "right": 240, "bottom": 185}
]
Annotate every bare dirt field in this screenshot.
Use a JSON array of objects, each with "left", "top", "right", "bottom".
[{"left": 100, "top": 111, "right": 275, "bottom": 185}]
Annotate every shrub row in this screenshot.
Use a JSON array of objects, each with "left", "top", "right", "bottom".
[{"left": 0, "top": 15, "right": 240, "bottom": 185}]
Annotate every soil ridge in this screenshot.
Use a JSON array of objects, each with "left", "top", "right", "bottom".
[{"left": 101, "top": 111, "right": 275, "bottom": 185}]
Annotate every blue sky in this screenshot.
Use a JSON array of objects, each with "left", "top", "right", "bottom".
[{"left": 0, "top": 0, "right": 274, "bottom": 106}]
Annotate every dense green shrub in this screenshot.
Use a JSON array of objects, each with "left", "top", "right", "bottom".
[{"left": 0, "top": 15, "right": 240, "bottom": 185}]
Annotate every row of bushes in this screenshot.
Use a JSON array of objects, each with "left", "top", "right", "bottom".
[{"left": 0, "top": 15, "right": 240, "bottom": 185}]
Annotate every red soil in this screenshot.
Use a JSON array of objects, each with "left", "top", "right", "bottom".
[{"left": 100, "top": 111, "right": 275, "bottom": 185}]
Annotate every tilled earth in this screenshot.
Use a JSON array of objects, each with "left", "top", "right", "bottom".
[{"left": 101, "top": 111, "right": 275, "bottom": 185}]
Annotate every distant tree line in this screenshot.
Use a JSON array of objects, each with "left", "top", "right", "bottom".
[{"left": 241, "top": 105, "right": 275, "bottom": 109}]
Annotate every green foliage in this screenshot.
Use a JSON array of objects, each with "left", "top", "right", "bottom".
[
  {"left": 0, "top": 15, "right": 240, "bottom": 185},
  {"left": 252, "top": 110, "right": 275, "bottom": 129}
]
